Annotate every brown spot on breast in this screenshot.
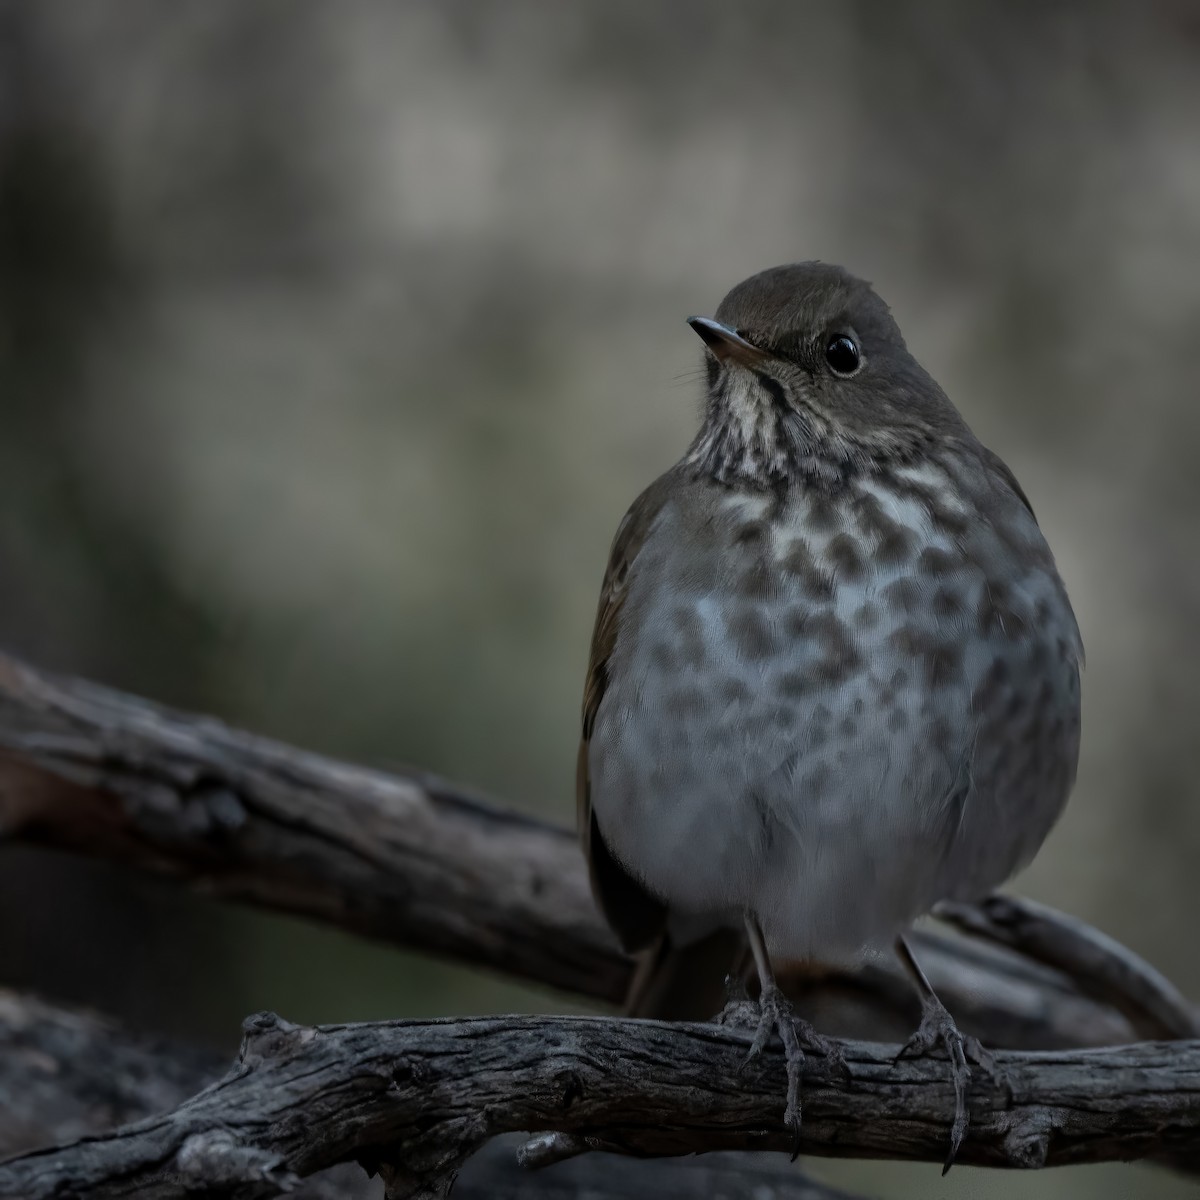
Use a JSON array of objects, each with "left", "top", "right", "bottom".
[
  {"left": 734, "top": 521, "right": 768, "bottom": 546},
  {"left": 665, "top": 686, "right": 709, "bottom": 720},
  {"left": 855, "top": 601, "right": 881, "bottom": 630},
  {"left": 918, "top": 546, "right": 957, "bottom": 577},
  {"left": 878, "top": 666, "right": 910, "bottom": 708},
  {"left": 826, "top": 533, "right": 867, "bottom": 582},
  {"left": 932, "top": 585, "right": 963, "bottom": 618},
  {"left": 928, "top": 500, "right": 970, "bottom": 539},
  {"left": 887, "top": 709, "right": 909, "bottom": 732},
  {"left": 971, "top": 656, "right": 1011, "bottom": 713},
  {"left": 927, "top": 716, "right": 954, "bottom": 755},
  {"left": 786, "top": 609, "right": 812, "bottom": 639},
  {"left": 889, "top": 626, "right": 965, "bottom": 689},
  {"left": 802, "top": 762, "right": 833, "bottom": 796},
  {"left": 877, "top": 525, "right": 917, "bottom": 566},
  {"left": 882, "top": 577, "right": 922, "bottom": 616},
  {"left": 722, "top": 678, "right": 752, "bottom": 705},
  {"left": 727, "top": 608, "right": 774, "bottom": 660},
  {"left": 738, "top": 559, "right": 778, "bottom": 601},
  {"left": 850, "top": 489, "right": 889, "bottom": 535},
  {"left": 851, "top": 491, "right": 917, "bottom": 565},
  {"left": 780, "top": 541, "right": 835, "bottom": 601},
  {"left": 924, "top": 642, "right": 964, "bottom": 690},
  {"left": 977, "top": 581, "right": 1030, "bottom": 640},
  {"left": 809, "top": 612, "right": 863, "bottom": 684},
  {"left": 806, "top": 492, "right": 841, "bottom": 533},
  {"left": 650, "top": 642, "right": 678, "bottom": 672},
  {"left": 777, "top": 670, "right": 812, "bottom": 701}
]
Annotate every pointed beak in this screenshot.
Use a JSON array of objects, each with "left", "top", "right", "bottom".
[{"left": 686, "top": 316, "right": 768, "bottom": 366}]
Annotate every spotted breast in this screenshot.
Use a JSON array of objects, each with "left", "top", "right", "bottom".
[{"left": 587, "top": 451, "right": 1081, "bottom": 965}]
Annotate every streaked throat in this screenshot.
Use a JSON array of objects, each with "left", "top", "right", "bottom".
[{"left": 686, "top": 369, "right": 813, "bottom": 488}]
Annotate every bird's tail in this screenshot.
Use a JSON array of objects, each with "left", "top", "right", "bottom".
[{"left": 625, "top": 927, "right": 748, "bottom": 1020}]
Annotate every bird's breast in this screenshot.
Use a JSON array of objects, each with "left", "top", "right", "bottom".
[{"left": 588, "top": 462, "right": 1081, "bottom": 957}]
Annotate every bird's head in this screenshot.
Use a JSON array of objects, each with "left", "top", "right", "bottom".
[{"left": 686, "top": 262, "right": 966, "bottom": 486}]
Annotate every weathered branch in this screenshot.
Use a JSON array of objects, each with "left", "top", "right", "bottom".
[
  {"left": 935, "top": 894, "right": 1200, "bottom": 1040},
  {"left": 0, "top": 652, "right": 624, "bottom": 1003},
  {"left": 0, "top": 651, "right": 1184, "bottom": 1054},
  {"left": 0, "top": 989, "right": 860, "bottom": 1200},
  {"left": 1, "top": 1010, "right": 1198, "bottom": 1200},
  {"left": 0, "top": 990, "right": 370, "bottom": 1200}
]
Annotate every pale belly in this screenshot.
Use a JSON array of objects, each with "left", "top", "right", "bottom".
[{"left": 588, "top": 481, "right": 1082, "bottom": 962}]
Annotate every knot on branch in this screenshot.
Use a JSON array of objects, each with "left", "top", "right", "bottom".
[
  {"left": 1001, "top": 1115, "right": 1052, "bottom": 1168},
  {"left": 239, "top": 1011, "right": 311, "bottom": 1065},
  {"left": 181, "top": 782, "right": 248, "bottom": 839},
  {"left": 176, "top": 1129, "right": 299, "bottom": 1189}
]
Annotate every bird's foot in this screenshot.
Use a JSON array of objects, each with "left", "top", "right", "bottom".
[
  {"left": 895, "top": 993, "right": 1002, "bottom": 1172},
  {"left": 721, "top": 982, "right": 847, "bottom": 1145}
]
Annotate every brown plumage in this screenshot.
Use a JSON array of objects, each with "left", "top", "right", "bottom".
[{"left": 577, "top": 262, "right": 1082, "bottom": 1165}]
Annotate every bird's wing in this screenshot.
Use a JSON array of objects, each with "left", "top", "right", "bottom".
[
  {"left": 979, "top": 444, "right": 1036, "bottom": 518},
  {"left": 578, "top": 473, "right": 676, "bottom": 954}
]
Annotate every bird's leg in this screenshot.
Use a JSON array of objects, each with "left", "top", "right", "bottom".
[
  {"left": 733, "top": 911, "right": 847, "bottom": 1140},
  {"left": 894, "top": 934, "right": 1001, "bottom": 1172}
]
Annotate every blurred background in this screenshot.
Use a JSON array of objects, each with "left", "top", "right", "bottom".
[{"left": 1, "top": 2, "right": 1198, "bottom": 1196}]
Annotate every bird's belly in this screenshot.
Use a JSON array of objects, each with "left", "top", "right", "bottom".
[{"left": 588, "top": 490, "right": 1081, "bottom": 963}]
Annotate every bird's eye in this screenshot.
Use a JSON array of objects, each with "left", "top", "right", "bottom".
[{"left": 825, "top": 335, "right": 862, "bottom": 377}]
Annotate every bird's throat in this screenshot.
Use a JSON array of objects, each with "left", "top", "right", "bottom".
[{"left": 686, "top": 371, "right": 827, "bottom": 489}]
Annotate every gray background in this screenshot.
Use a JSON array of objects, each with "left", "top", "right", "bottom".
[{"left": 1, "top": 3, "right": 1197, "bottom": 1196}]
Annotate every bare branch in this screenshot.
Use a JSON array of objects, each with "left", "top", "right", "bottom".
[
  {"left": 1, "top": 1010, "right": 1198, "bottom": 1200},
  {"left": 0, "top": 989, "right": 862, "bottom": 1200},
  {"left": 935, "top": 895, "right": 1200, "bottom": 1040},
  {"left": 0, "top": 989, "right": 370, "bottom": 1200},
  {"left": 0, "top": 651, "right": 1172, "bottom": 1054},
  {"left": 0, "top": 652, "right": 625, "bottom": 1003}
]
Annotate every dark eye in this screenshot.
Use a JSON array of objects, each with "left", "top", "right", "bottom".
[{"left": 825, "top": 334, "right": 862, "bottom": 377}]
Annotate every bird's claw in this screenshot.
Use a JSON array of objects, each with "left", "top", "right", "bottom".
[
  {"left": 723, "top": 982, "right": 847, "bottom": 1151},
  {"left": 896, "top": 995, "right": 1002, "bottom": 1173}
]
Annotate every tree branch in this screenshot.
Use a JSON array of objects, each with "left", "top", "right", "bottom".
[
  {"left": 0, "top": 989, "right": 370, "bottom": 1200},
  {"left": 1, "top": 1009, "right": 1198, "bottom": 1200},
  {"left": 0, "top": 652, "right": 624, "bottom": 1002},
  {"left": 0, "top": 989, "right": 861, "bottom": 1200},
  {"left": 935, "top": 894, "right": 1200, "bottom": 1040},
  {"left": 0, "top": 651, "right": 1182, "bottom": 1054}
]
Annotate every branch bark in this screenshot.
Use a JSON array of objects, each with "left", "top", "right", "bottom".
[
  {"left": 935, "top": 894, "right": 1200, "bottom": 1040},
  {"left": 0, "top": 989, "right": 859, "bottom": 1200},
  {"left": 0, "top": 652, "right": 624, "bottom": 1002},
  {"left": 0, "top": 651, "right": 1184, "bottom": 1053},
  {"left": 2, "top": 1010, "right": 1199, "bottom": 1200}
]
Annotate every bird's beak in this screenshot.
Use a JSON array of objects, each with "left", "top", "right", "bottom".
[{"left": 686, "top": 316, "right": 768, "bottom": 366}]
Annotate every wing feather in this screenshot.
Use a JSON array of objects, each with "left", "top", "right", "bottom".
[{"left": 578, "top": 474, "right": 677, "bottom": 953}]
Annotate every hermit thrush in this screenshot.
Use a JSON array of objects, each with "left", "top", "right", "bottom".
[{"left": 578, "top": 263, "right": 1082, "bottom": 1166}]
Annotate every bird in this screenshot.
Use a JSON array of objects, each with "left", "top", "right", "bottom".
[{"left": 577, "top": 261, "right": 1082, "bottom": 1167}]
